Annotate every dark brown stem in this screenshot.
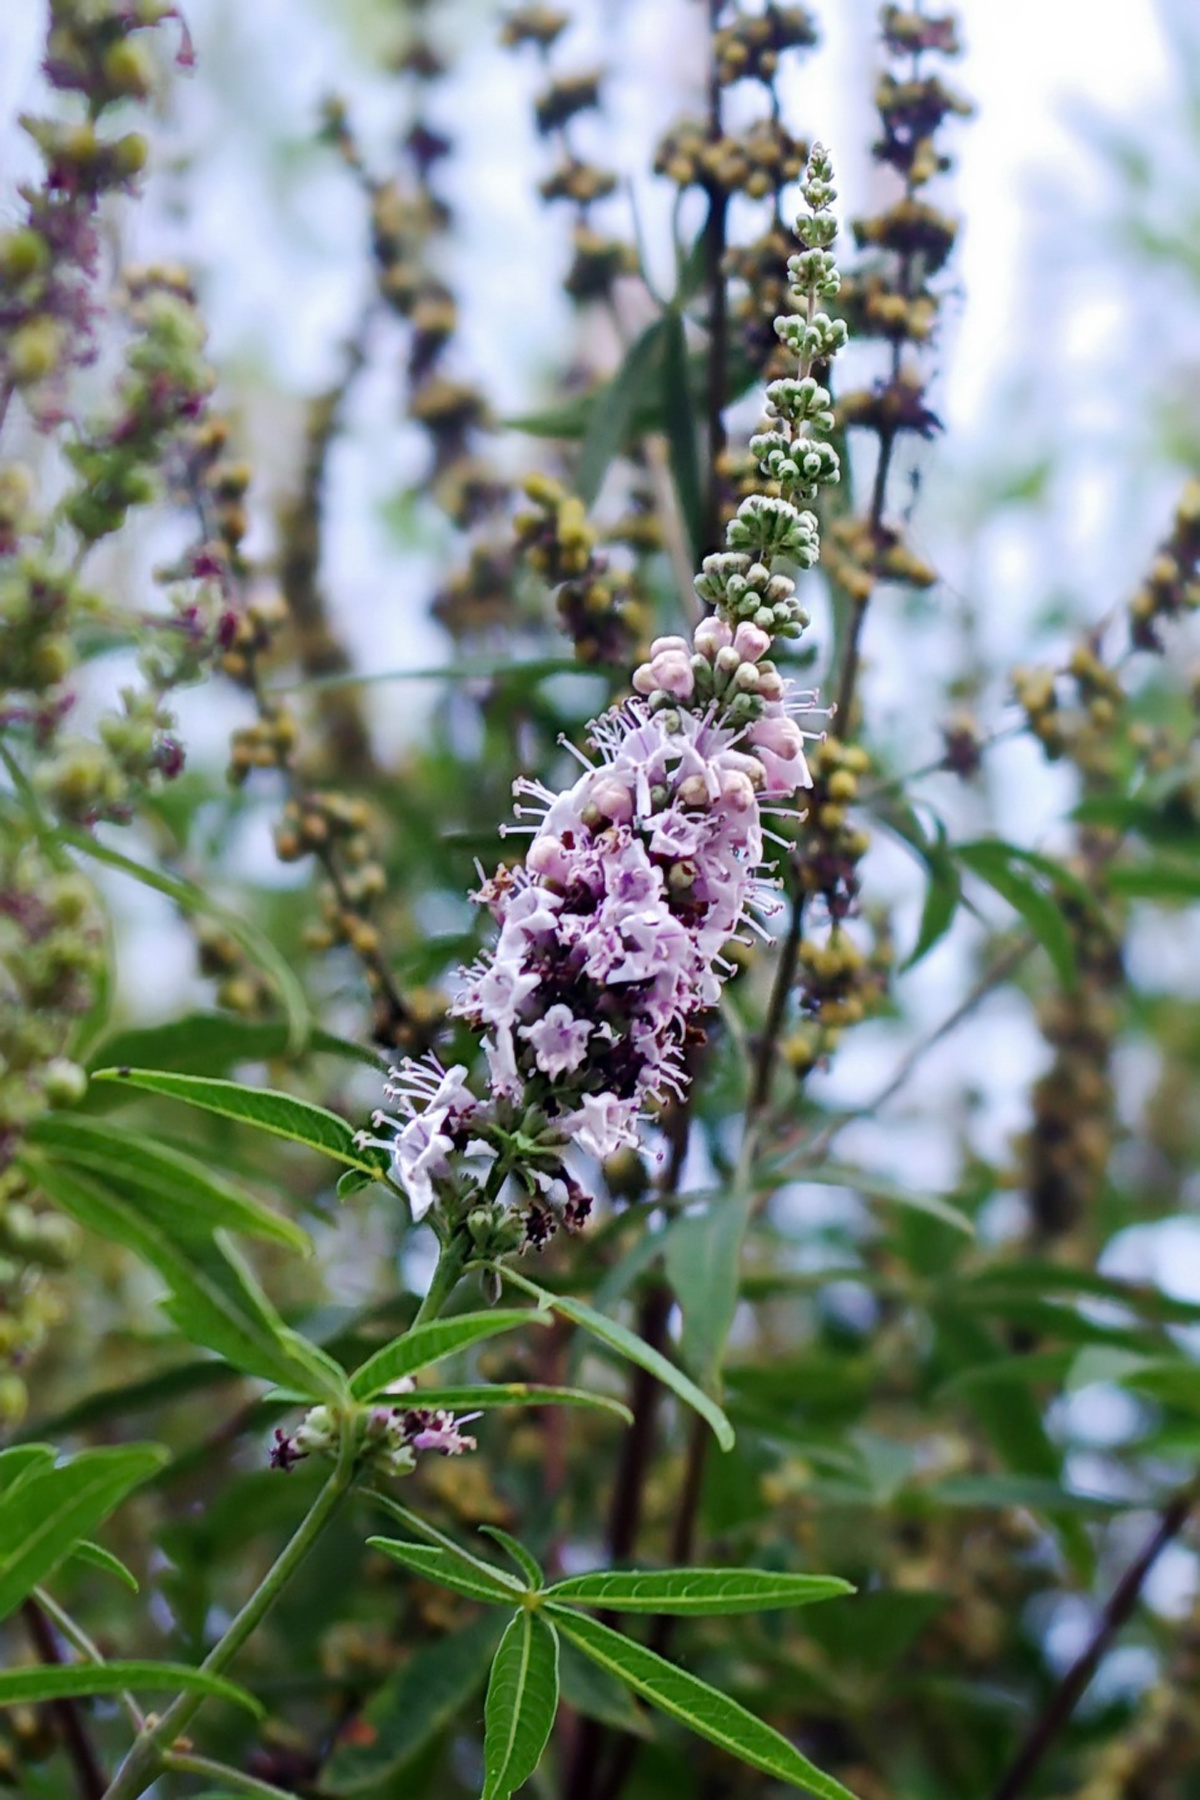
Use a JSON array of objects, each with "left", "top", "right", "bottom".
[
  {"left": 276, "top": 306, "right": 378, "bottom": 784},
  {"left": 989, "top": 1481, "right": 1200, "bottom": 1800},
  {"left": 748, "top": 879, "right": 805, "bottom": 1117},
  {"left": 561, "top": 1102, "right": 693, "bottom": 1800},
  {"left": 834, "top": 425, "right": 896, "bottom": 734},
  {"left": 21, "top": 1599, "right": 106, "bottom": 1800}
]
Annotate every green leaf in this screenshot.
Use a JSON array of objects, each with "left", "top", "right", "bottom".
[
  {"left": 661, "top": 309, "right": 705, "bottom": 561},
  {"left": 349, "top": 1310, "right": 550, "bottom": 1400},
  {"left": 551, "top": 1610, "right": 859, "bottom": 1800},
  {"left": 392, "top": 1383, "right": 632, "bottom": 1424},
  {"left": 66, "top": 1539, "right": 139, "bottom": 1592},
  {"left": 89, "top": 1069, "right": 390, "bottom": 1179},
  {"left": 0, "top": 1444, "right": 166, "bottom": 1622},
  {"left": 0, "top": 1446, "right": 56, "bottom": 1496},
  {"left": 367, "top": 1538, "right": 524, "bottom": 1605},
  {"left": 956, "top": 840, "right": 1077, "bottom": 987},
  {"left": 479, "top": 1526, "right": 544, "bottom": 1589},
  {"left": 790, "top": 1164, "right": 974, "bottom": 1237},
  {"left": 56, "top": 827, "right": 311, "bottom": 1056},
  {"left": 544, "top": 1567, "right": 853, "bottom": 1615},
  {"left": 575, "top": 320, "right": 666, "bottom": 505},
  {"left": 664, "top": 1193, "right": 752, "bottom": 1385},
  {"left": 321, "top": 1612, "right": 503, "bottom": 1793},
  {"left": 0, "top": 1660, "right": 261, "bottom": 1714},
  {"left": 558, "top": 1637, "right": 654, "bottom": 1739},
  {"left": 481, "top": 1611, "right": 560, "bottom": 1800},
  {"left": 85, "top": 1013, "right": 383, "bottom": 1090},
  {"left": 501, "top": 1268, "right": 735, "bottom": 1451},
  {"left": 901, "top": 820, "right": 961, "bottom": 970},
  {"left": 367, "top": 1494, "right": 534, "bottom": 1598},
  {"left": 1107, "top": 860, "right": 1200, "bottom": 900},
  {"left": 26, "top": 1115, "right": 311, "bottom": 1253},
  {"left": 24, "top": 1156, "right": 344, "bottom": 1400}
]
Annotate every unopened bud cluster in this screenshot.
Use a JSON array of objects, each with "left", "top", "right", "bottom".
[{"left": 696, "top": 145, "right": 844, "bottom": 636}]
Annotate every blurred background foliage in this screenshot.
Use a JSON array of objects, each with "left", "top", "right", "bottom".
[{"left": 3, "top": 0, "right": 1200, "bottom": 1797}]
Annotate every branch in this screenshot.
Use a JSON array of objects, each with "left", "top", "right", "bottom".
[
  {"left": 21, "top": 1599, "right": 107, "bottom": 1800},
  {"left": 989, "top": 1479, "right": 1200, "bottom": 1800}
]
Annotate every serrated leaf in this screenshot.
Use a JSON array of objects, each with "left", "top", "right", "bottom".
[
  {"left": 349, "top": 1310, "right": 549, "bottom": 1400},
  {"left": 501, "top": 1268, "right": 734, "bottom": 1451},
  {"left": 367, "top": 1538, "right": 524, "bottom": 1605},
  {"left": 24, "top": 1157, "right": 343, "bottom": 1400},
  {"left": 576, "top": 320, "right": 666, "bottom": 504},
  {"left": 89, "top": 1069, "right": 391, "bottom": 1179},
  {"left": 0, "top": 1660, "right": 261, "bottom": 1714},
  {"left": 321, "top": 1612, "right": 503, "bottom": 1793},
  {"left": 544, "top": 1567, "right": 853, "bottom": 1614},
  {"left": 551, "top": 1610, "right": 859, "bottom": 1800},
  {"left": 482, "top": 1611, "right": 559, "bottom": 1800},
  {"left": 0, "top": 1444, "right": 165, "bottom": 1622},
  {"left": 26, "top": 1115, "right": 311, "bottom": 1253},
  {"left": 67, "top": 1539, "right": 139, "bottom": 1591}
]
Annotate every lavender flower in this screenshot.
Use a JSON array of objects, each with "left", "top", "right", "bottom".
[{"left": 362, "top": 144, "right": 846, "bottom": 1255}]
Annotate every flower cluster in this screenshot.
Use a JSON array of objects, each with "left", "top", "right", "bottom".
[
  {"left": 271, "top": 1380, "right": 480, "bottom": 1478},
  {"left": 364, "top": 149, "right": 843, "bottom": 1248}
]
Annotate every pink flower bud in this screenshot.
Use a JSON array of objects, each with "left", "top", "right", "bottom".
[
  {"left": 755, "top": 669, "right": 785, "bottom": 701},
  {"left": 694, "top": 617, "right": 732, "bottom": 658},
  {"left": 527, "top": 834, "right": 571, "bottom": 883},
  {"left": 732, "top": 622, "right": 771, "bottom": 661},
  {"left": 648, "top": 648, "right": 695, "bottom": 699},
  {"left": 590, "top": 777, "right": 635, "bottom": 823},
  {"left": 649, "top": 635, "right": 690, "bottom": 658}
]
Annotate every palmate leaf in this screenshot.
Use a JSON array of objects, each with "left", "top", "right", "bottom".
[
  {"left": 549, "top": 1609, "right": 860, "bottom": 1800},
  {"left": 544, "top": 1567, "right": 854, "bottom": 1615},
  {"left": 0, "top": 1660, "right": 261, "bottom": 1714},
  {"left": 367, "top": 1538, "right": 524, "bottom": 1606},
  {"left": 89, "top": 1068, "right": 391, "bottom": 1181},
  {"left": 0, "top": 1444, "right": 165, "bottom": 1622},
  {"left": 501, "top": 1267, "right": 735, "bottom": 1450},
  {"left": 481, "top": 1611, "right": 560, "bottom": 1800},
  {"left": 349, "top": 1310, "right": 550, "bottom": 1401}
]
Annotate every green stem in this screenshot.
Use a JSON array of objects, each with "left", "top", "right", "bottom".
[
  {"left": 412, "top": 1225, "right": 472, "bottom": 1326},
  {"left": 162, "top": 1750, "right": 297, "bottom": 1798},
  {"left": 101, "top": 1434, "right": 357, "bottom": 1800}
]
